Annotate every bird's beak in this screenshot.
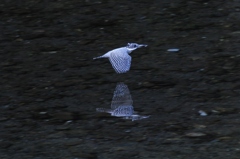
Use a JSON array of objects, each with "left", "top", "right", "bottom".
[{"left": 138, "top": 44, "right": 148, "bottom": 48}]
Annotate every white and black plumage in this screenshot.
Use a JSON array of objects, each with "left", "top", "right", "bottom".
[
  {"left": 93, "top": 43, "right": 147, "bottom": 73},
  {"left": 96, "top": 82, "right": 150, "bottom": 121}
]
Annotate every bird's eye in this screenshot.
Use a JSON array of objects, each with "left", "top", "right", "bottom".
[{"left": 133, "top": 44, "right": 137, "bottom": 48}]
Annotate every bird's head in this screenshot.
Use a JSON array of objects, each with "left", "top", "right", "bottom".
[{"left": 126, "top": 43, "right": 147, "bottom": 51}]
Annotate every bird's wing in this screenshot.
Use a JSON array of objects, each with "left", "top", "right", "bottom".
[
  {"left": 111, "top": 82, "right": 133, "bottom": 109},
  {"left": 109, "top": 51, "right": 131, "bottom": 73}
]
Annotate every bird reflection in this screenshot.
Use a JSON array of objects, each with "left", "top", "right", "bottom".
[{"left": 96, "top": 82, "right": 149, "bottom": 121}]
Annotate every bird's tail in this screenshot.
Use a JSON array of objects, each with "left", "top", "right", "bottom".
[
  {"left": 93, "top": 56, "right": 104, "bottom": 60},
  {"left": 96, "top": 108, "right": 112, "bottom": 113}
]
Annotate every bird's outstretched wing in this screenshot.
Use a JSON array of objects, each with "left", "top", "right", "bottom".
[
  {"left": 111, "top": 82, "right": 133, "bottom": 109},
  {"left": 109, "top": 51, "right": 131, "bottom": 73}
]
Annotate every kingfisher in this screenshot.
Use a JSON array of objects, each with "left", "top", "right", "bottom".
[{"left": 93, "top": 43, "right": 147, "bottom": 73}]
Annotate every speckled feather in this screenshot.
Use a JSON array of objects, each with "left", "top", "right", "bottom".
[{"left": 109, "top": 49, "right": 131, "bottom": 73}]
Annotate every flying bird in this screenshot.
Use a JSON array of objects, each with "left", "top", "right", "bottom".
[
  {"left": 93, "top": 43, "right": 147, "bottom": 73},
  {"left": 96, "top": 82, "right": 150, "bottom": 121}
]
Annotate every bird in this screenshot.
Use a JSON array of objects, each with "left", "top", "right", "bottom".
[
  {"left": 96, "top": 82, "right": 150, "bottom": 121},
  {"left": 93, "top": 43, "right": 147, "bottom": 73}
]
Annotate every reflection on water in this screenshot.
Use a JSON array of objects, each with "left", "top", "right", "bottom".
[{"left": 96, "top": 82, "right": 149, "bottom": 121}]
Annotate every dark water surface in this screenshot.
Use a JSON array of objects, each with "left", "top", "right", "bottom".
[{"left": 1, "top": 0, "right": 240, "bottom": 158}]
